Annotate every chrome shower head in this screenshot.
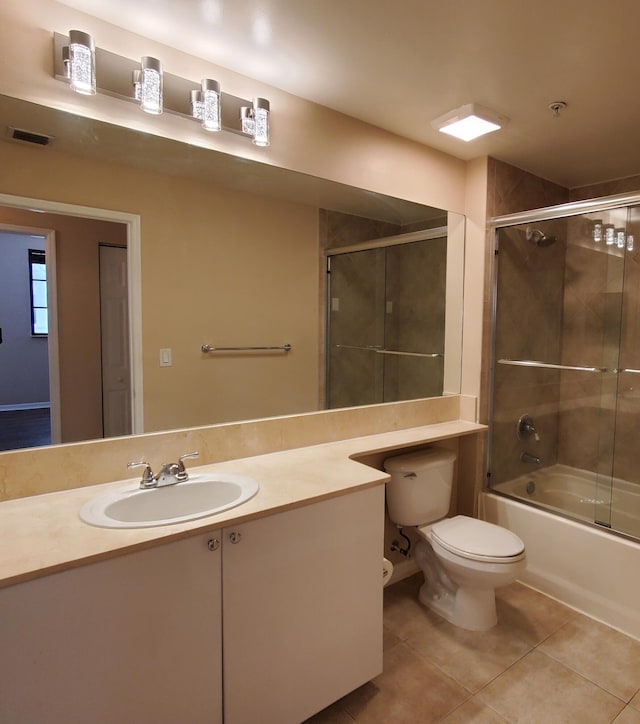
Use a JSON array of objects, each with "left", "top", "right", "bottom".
[{"left": 526, "top": 228, "right": 557, "bottom": 247}]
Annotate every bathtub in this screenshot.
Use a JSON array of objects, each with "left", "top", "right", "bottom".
[
  {"left": 491, "top": 464, "right": 640, "bottom": 538},
  {"left": 481, "top": 465, "right": 640, "bottom": 640}
]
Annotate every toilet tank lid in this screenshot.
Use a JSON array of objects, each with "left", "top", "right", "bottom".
[
  {"left": 384, "top": 447, "right": 456, "bottom": 473},
  {"left": 431, "top": 516, "right": 525, "bottom": 559}
]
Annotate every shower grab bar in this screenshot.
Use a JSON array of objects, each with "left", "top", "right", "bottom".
[
  {"left": 335, "top": 344, "right": 442, "bottom": 358},
  {"left": 201, "top": 343, "right": 292, "bottom": 353},
  {"left": 497, "top": 359, "right": 610, "bottom": 373}
]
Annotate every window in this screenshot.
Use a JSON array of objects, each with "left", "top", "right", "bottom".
[{"left": 29, "top": 249, "right": 48, "bottom": 336}]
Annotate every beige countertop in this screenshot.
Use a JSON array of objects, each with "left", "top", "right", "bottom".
[{"left": 0, "top": 420, "right": 484, "bottom": 588}]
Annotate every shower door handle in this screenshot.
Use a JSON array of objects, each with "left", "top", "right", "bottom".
[{"left": 498, "top": 359, "right": 610, "bottom": 373}]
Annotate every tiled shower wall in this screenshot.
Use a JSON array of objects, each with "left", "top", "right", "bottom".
[
  {"left": 484, "top": 160, "right": 569, "bottom": 483},
  {"left": 491, "top": 222, "right": 566, "bottom": 483}
]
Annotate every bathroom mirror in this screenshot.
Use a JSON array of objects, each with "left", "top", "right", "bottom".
[{"left": 0, "top": 93, "right": 464, "bottom": 453}]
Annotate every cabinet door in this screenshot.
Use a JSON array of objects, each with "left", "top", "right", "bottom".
[
  {"left": 0, "top": 532, "right": 222, "bottom": 724},
  {"left": 223, "top": 486, "right": 384, "bottom": 724}
]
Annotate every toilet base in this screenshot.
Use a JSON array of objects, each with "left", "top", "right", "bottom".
[{"left": 419, "top": 581, "right": 497, "bottom": 631}]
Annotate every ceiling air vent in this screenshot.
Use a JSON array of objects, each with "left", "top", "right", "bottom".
[{"left": 7, "top": 127, "right": 54, "bottom": 146}]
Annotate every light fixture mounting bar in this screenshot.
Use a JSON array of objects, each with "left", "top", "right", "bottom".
[{"left": 53, "top": 32, "right": 252, "bottom": 136}]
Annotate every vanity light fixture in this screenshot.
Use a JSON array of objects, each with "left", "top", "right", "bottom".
[
  {"left": 63, "top": 30, "right": 96, "bottom": 95},
  {"left": 191, "top": 79, "right": 221, "bottom": 131},
  {"left": 240, "top": 97, "right": 270, "bottom": 146},
  {"left": 54, "top": 31, "right": 272, "bottom": 146},
  {"left": 133, "top": 56, "right": 163, "bottom": 115},
  {"left": 432, "top": 103, "right": 506, "bottom": 142}
]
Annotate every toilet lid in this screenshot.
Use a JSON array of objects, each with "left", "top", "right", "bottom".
[{"left": 430, "top": 516, "right": 525, "bottom": 562}]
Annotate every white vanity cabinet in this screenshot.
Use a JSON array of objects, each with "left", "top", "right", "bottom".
[
  {"left": 0, "top": 531, "right": 223, "bottom": 724},
  {"left": 222, "top": 485, "right": 384, "bottom": 724},
  {"left": 0, "top": 485, "right": 384, "bottom": 723}
]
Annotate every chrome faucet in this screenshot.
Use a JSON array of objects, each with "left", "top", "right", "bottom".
[
  {"left": 128, "top": 451, "right": 200, "bottom": 489},
  {"left": 520, "top": 451, "right": 541, "bottom": 465}
]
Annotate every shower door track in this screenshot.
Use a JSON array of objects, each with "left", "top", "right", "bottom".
[{"left": 490, "top": 190, "right": 640, "bottom": 229}]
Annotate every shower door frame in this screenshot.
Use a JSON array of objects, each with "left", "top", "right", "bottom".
[{"left": 486, "top": 190, "right": 640, "bottom": 533}]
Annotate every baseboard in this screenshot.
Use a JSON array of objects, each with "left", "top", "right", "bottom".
[{"left": 0, "top": 402, "right": 51, "bottom": 412}]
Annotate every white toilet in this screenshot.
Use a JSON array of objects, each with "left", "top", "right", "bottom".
[{"left": 384, "top": 447, "right": 526, "bottom": 631}]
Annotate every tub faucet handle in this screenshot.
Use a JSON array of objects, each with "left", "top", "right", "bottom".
[{"left": 517, "top": 414, "right": 540, "bottom": 442}]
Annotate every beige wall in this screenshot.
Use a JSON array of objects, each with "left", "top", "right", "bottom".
[
  {"left": 0, "top": 0, "right": 494, "bottom": 510},
  {"left": 0, "top": 0, "right": 467, "bottom": 215},
  {"left": 0, "top": 205, "right": 126, "bottom": 442},
  {"left": 0, "top": 141, "right": 322, "bottom": 432}
]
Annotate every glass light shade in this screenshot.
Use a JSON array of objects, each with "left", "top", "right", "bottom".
[
  {"left": 605, "top": 225, "right": 615, "bottom": 245},
  {"left": 240, "top": 106, "right": 255, "bottom": 136},
  {"left": 67, "top": 30, "right": 96, "bottom": 95},
  {"left": 592, "top": 222, "right": 603, "bottom": 243},
  {"left": 617, "top": 230, "right": 626, "bottom": 249},
  {"left": 627, "top": 235, "right": 635, "bottom": 252},
  {"left": 138, "top": 56, "right": 163, "bottom": 115},
  {"left": 252, "top": 97, "right": 270, "bottom": 147},
  {"left": 191, "top": 90, "right": 204, "bottom": 120},
  {"left": 200, "top": 79, "right": 221, "bottom": 132}
]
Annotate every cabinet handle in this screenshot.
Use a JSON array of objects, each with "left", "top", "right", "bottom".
[
  {"left": 228, "top": 531, "right": 242, "bottom": 544},
  {"left": 207, "top": 538, "right": 220, "bottom": 551}
]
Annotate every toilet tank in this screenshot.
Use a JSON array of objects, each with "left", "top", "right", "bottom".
[{"left": 384, "top": 448, "right": 456, "bottom": 527}]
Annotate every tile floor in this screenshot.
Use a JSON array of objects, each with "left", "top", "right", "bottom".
[{"left": 306, "top": 575, "right": 640, "bottom": 723}]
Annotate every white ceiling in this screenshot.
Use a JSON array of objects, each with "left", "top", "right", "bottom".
[{"left": 57, "top": 0, "right": 640, "bottom": 189}]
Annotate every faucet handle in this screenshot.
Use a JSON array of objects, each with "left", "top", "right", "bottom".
[
  {"left": 517, "top": 414, "right": 540, "bottom": 442},
  {"left": 176, "top": 451, "right": 199, "bottom": 481},
  {"left": 127, "top": 460, "right": 155, "bottom": 488}
]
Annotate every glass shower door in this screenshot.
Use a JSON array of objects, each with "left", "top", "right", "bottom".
[
  {"left": 326, "top": 247, "right": 386, "bottom": 409},
  {"left": 490, "top": 211, "right": 627, "bottom": 530},
  {"left": 610, "top": 204, "right": 640, "bottom": 538}
]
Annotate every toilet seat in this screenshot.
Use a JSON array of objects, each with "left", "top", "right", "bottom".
[{"left": 427, "top": 515, "right": 525, "bottom": 564}]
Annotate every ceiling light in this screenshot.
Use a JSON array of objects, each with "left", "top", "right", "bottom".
[{"left": 432, "top": 103, "right": 506, "bottom": 142}]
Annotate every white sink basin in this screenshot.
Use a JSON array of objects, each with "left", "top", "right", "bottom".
[{"left": 79, "top": 473, "right": 259, "bottom": 528}]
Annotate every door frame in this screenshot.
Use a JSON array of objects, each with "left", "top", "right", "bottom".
[{"left": 0, "top": 193, "right": 143, "bottom": 435}]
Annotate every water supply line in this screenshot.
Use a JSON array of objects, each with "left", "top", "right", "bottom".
[{"left": 390, "top": 527, "right": 412, "bottom": 557}]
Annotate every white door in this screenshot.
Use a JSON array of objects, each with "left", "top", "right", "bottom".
[{"left": 99, "top": 244, "right": 131, "bottom": 436}]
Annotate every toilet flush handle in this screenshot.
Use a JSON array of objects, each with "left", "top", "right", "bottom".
[{"left": 403, "top": 472, "right": 417, "bottom": 479}]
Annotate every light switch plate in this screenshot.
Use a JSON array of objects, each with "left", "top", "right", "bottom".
[{"left": 159, "top": 348, "right": 172, "bottom": 367}]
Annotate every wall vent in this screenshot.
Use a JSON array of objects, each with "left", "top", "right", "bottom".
[{"left": 7, "top": 127, "right": 54, "bottom": 146}]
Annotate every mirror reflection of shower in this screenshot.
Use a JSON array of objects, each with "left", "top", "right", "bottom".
[{"left": 326, "top": 234, "right": 447, "bottom": 408}]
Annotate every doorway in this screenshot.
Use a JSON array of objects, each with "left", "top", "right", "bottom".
[
  {"left": 0, "top": 229, "right": 51, "bottom": 450},
  {"left": 0, "top": 194, "right": 142, "bottom": 449}
]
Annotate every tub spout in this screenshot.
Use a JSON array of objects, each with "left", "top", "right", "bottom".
[{"left": 520, "top": 451, "right": 541, "bottom": 465}]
